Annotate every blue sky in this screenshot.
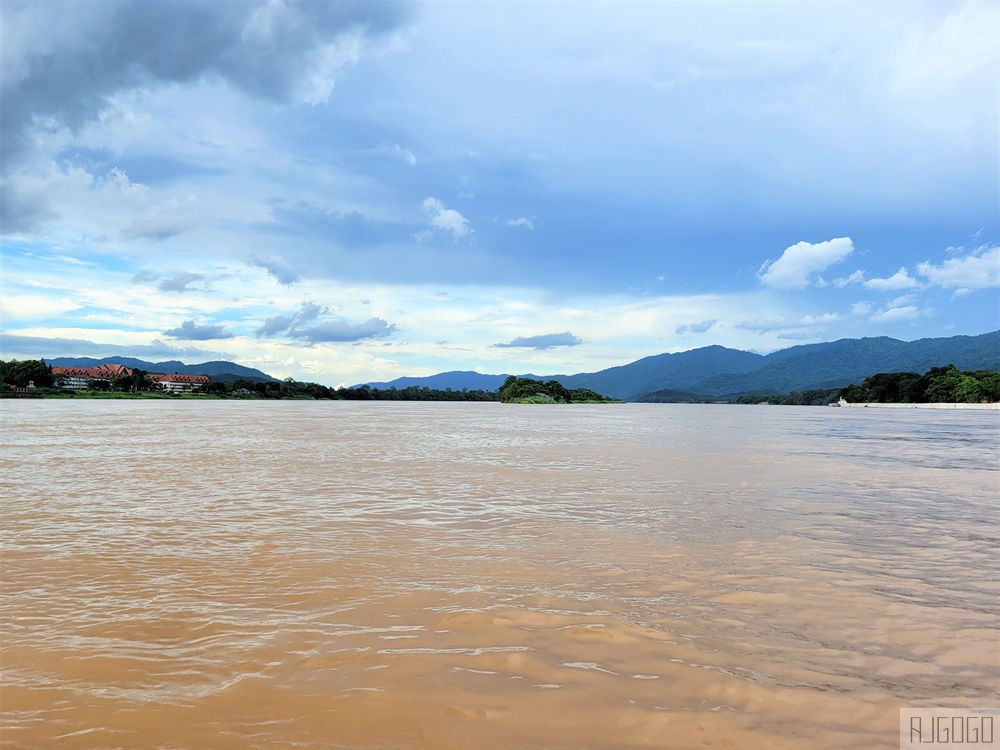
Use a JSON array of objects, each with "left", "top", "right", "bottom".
[{"left": 1, "top": 0, "right": 997, "bottom": 386}]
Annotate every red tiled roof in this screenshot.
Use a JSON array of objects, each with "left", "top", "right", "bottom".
[
  {"left": 52, "top": 365, "right": 132, "bottom": 378},
  {"left": 148, "top": 373, "right": 210, "bottom": 384},
  {"left": 52, "top": 364, "right": 209, "bottom": 382}
]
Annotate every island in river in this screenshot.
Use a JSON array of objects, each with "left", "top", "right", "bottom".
[{"left": 498, "top": 376, "right": 620, "bottom": 404}]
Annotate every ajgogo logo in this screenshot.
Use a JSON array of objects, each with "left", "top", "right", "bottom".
[{"left": 900, "top": 709, "right": 999, "bottom": 749}]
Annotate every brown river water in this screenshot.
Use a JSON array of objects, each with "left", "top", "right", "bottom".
[{"left": 1, "top": 401, "right": 997, "bottom": 749}]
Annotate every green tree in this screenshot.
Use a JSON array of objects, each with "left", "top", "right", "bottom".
[
  {"left": 924, "top": 365, "right": 964, "bottom": 402},
  {"left": 2, "top": 359, "right": 54, "bottom": 388},
  {"left": 203, "top": 380, "right": 229, "bottom": 395},
  {"left": 112, "top": 369, "right": 152, "bottom": 393},
  {"left": 953, "top": 375, "right": 987, "bottom": 403}
]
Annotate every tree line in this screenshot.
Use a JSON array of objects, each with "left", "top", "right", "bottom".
[
  {"left": 0, "top": 360, "right": 499, "bottom": 400},
  {"left": 4, "top": 359, "right": 996, "bottom": 404},
  {"left": 839, "top": 365, "right": 1000, "bottom": 404},
  {"left": 735, "top": 365, "right": 1000, "bottom": 405},
  {"left": 734, "top": 388, "right": 843, "bottom": 406},
  {"left": 0, "top": 359, "right": 55, "bottom": 388},
  {"left": 217, "top": 378, "right": 500, "bottom": 401}
]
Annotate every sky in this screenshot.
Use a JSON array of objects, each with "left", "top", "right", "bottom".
[{"left": 1, "top": 0, "right": 998, "bottom": 386}]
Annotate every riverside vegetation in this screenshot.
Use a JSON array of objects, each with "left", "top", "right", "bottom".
[
  {"left": 734, "top": 365, "right": 1000, "bottom": 405},
  {"left": 2, "top": 359, "right": 997, "bottom": 404}
]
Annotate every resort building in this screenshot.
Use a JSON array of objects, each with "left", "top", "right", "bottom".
[
  {"left": 150, "top": 373, "right": 211, "bottom": 392},
  {"left": 51, "top": 364, "right": 210, "bottom": 392}
]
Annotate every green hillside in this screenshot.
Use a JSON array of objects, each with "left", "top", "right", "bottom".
[{"left": 684, "top": 333, "right": 999, "bottom": 397}]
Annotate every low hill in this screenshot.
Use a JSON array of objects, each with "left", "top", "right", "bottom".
[{"left": 633, "top": 388, "right": 723, "bottom": 403}]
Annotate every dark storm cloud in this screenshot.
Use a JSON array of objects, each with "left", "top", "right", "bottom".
[
  {"left": 158, "top": 272, "right": 205, "bottom": 292},
  {"left": 0, "top": 332, "right": 230, "bottom": 360},
  {"left": 290, "top": 317, "right": 396, "bottom": 343},
  {"left": 162, "top": 320, "right": 234, "bottom": 340},
  {"left": 255, "top": 301, "right": 326, "bottom": 338},
  {"left": 249, "top": 255, "right": 301, "bottom": 285},
  {"left": 675, "top": 319, "right": 717, "bottom": 334},
  {"left": 0, "top": 0, "right": 411, "bottom": 165},
  {"left": 494, "top": 332, "right": 582, "bottom": 349},
  {"left": 131, "top": 270, "right": 161, "bottom": 284}
]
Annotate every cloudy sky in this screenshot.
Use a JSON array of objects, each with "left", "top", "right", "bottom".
[{"left": 1, "top": 0, "right": 997, "bottom": 385}]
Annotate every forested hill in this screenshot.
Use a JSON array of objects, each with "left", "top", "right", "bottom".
[
  {"left": 676, "top": 332, "right": 999, "bottom": 398},
  {"left": 366, "top": 332, "right": 1000, "bottom": 401},
  {"left": 555, "top": 345, "right": 764, "bottom": 399}
]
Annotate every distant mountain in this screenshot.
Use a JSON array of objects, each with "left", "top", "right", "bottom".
[
  {"left": 47, "top": 332, "right": 998, "bottom": 398},
  {"left": 364, "top": 371, "right": 510, "bottom": 391},
  {"left": 47, "top": 357, "right": 279, "bottom": 382},
  {"left": 678, "top": 332, "right": 1000, "bottom": 397},
  {"left": 366, "top": 332, "right": 1000, "bottom": 402},
  {"left": 554, "top": 345, "right": 765, "bottom": 400},
  {"left": 362, "top": 346, "right": 765, "bottom": 400}
]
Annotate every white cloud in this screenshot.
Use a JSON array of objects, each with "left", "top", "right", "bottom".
[
  {"left": 162, "top": 320, "right": 235, "bottom": 340},
  {"left": 869, "top": 293, "right": 926, "bottom": 323},
  {"left": 494, "top": 331, "right": 581, "bottom": 349},
  {"left": 758, "top": 238, "right": 854, "bottom": 290},
  {"left": 883, "top": 2, "right": 999, "bottom": 139},
  {"left": 849, "top": 301, "right": 871, "bottom": 316},
  {"left": 507, "top": 217, "right": 534, "bottom": 230},
  {"left": 834, "top": 270, "right": 865, "bottom": 288},
  {"left": 736, "top": 311, "right": 839, "bottom": 332},
  {"left": 863, "top": 267, "right": 919, "bottom": 291},
  {"left": 870, "top": 305, "right": 921, "bottom": 323},
  {"left": 423, "top": 197, "right": 472, "bottom": 238},
  {"left": 675, "top": 319, "right": 716, "bottom": 334},
  {"left": 393, "top": 144, "right": 417, "bottom": 167},
  {"left": 0, "top": 293, "right": 80, "bottom": 322},
  {"left": 916, "top": 245, "right": 999, "bottom": 289},
  {"left": 800, "top": 312, "right": 839, "bottom": 325}
]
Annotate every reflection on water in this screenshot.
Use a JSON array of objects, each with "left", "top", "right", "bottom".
[{"left": 1, "top": 401, "right": 997, "bottom": 749}]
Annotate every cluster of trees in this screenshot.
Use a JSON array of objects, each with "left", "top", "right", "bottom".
[
  {"left": 735, "top": 366, "right": 1000, "bottom": 405},
  {"left": 336, "top": 385, "right": 499, "bottom": 401},
  {"left": 0, "top": 359, "right": 163, "bottom": 394},
  {"left": 109, "top": 369, "right": 153, "bottom": 393},
  {"left": 0, "top": 359, "right": 55, "bottom": 388},
  {"left": 498, "top": 376, "right": 617, "bottom": 404},
  {"left": 841, "top": 365, "right": 1000, "bottom": 404}
]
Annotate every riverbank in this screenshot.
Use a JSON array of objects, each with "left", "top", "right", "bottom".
[{"left": 844, "top": 401, "right": 1000, "bottom": 410}]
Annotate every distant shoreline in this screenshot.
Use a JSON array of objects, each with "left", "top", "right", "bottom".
[{"left": 842, "top": 402, "right": 1000, "bottom": 410}]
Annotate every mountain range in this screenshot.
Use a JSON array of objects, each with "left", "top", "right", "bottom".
[
  {"left": 43, "top": 331, "right": 1000, "bottom": 399},
  {"left": 364, "top": 332, "right": 1000, "bottom": 401}
]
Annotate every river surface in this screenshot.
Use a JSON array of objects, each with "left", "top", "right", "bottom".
[{"left": 1, "top": 401, "right": 997, "bottom": 749}]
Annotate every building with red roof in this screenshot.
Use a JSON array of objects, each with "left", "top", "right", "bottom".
[{"left": 52, "top": 365, "right": 210, "bottom": 392}]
